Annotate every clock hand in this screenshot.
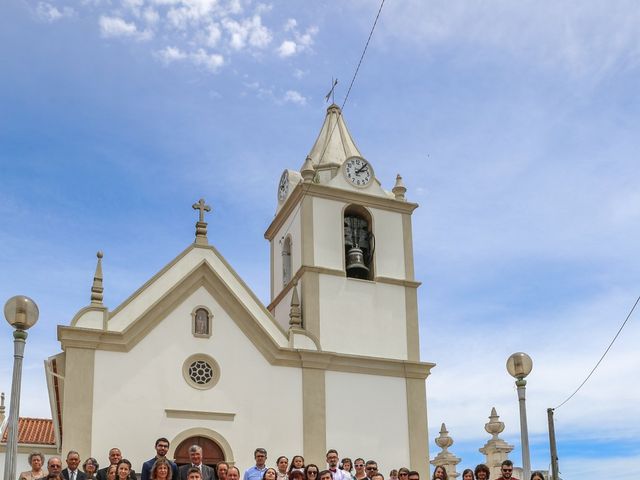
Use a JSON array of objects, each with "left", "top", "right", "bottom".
[{"left": 355, "top": 165, "right": 369, "bottom": 175}]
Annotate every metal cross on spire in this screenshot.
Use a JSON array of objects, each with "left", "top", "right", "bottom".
[
  {"left": 325, "top": 78, "right": 338, "bottom": 104},
  {"left": 192, "top": 198, "right": 212, "bottom": 245}
]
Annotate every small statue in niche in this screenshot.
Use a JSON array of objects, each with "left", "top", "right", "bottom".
[{"left": 194, "top": 308, "right": 209, "bottom": 335}]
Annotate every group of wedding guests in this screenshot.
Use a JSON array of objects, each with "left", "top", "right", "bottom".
[
  {"left": 17, "top": 442, "right": 546, "bottom": 480},
  {"left": 432, "top": 461, "right": 546, "bottom": 480}
]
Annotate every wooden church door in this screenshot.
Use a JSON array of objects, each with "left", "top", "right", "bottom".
[{"left": 174, "top": 435, "right": 225, "bottom": 467}]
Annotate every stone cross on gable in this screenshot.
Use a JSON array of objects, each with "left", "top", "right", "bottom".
[
  {"left": 192, "top": 198, "right": 211, "bottom": 245},
  {"left": 192, "top": 198, "right": 211, "bottom": 222}
]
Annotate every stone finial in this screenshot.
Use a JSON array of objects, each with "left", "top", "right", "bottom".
[
  {"left": 301, "top": 156, "right": 315, "bottom": 183},
  {"left": 435, "top": 423, "right": 454, "bottom": 451},
  {"left": 485, "top": 407, "right": 506, "bottom": 439},
  {"left": 431, "top": 422, "right": 461, "bottom": 479},
  {"left": 479, "top": 407, "right": 514, "bottom": 480},
  {"left": 90, "top": 251, "right": 104, "bottom": 305},
  {"left": 392, "top": 174, "right": 407, "bottom": 200},
  {"left": 289, "top": 282, "right": 302, "bottom": 327},
  {"left": 192, "top": 198, "right": 212, "bottom": 245}
]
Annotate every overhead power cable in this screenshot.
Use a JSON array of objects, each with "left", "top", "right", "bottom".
[
  {"left": 554, "top": 294, "right": 640, "bottom": 410},
  {"left": 340, "top": 0, "right": 386, "bottom": 111},
  {"left": 277, "top": 0, "right": 386, "bottom": 242}
]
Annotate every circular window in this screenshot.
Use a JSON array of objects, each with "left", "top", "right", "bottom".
[{"left": 182, "top": 354, "right": 220, "bottom": 390}]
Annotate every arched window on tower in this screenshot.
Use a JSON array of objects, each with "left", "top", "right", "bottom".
[
  {"left": 282, "top": 235, "right": 292, "bottom": 286},
  {"left": 343, "top": 205, "right": 374, "bottom": 280}
]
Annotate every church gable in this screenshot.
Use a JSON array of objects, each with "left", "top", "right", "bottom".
[
  {"left": 89, "top": 284, "right": 305, "bottom": 468},
  {"left": 65, "top": 244, "right": 290, "bottom": 354}
]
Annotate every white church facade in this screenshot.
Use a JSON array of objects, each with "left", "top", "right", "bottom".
[{"left": 40, "top": 104, "right": 435, "bottom": 473}]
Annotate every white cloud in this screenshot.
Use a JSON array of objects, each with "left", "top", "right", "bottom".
[
  {"left": 34, "top": 1, "right": 319, "bottom": 75},
  {"left": 297, "top": 25, "right": 318, "bottom": 47},
  {"left": 293, "top": 68, "right": 306, "bottom": 79},
  {"left": 157, "top": 46, "right": 224, "bottom": 72},
  {"left": 99, "top": 15, "right": 153, "bottom": 40},
  {"left": 191, "top": 48, "right": 224, "bottom": 72},
  {"left": 157, "top": 45, "right": 187, "bottom": 63},
  {"left": 205, "top": 23, "right": 222, "bottom": 47},
  {"left": 283, "top": 90, "right": 306, "bottom": 105},
  {"left": 122, "top": 0, "right": 144, "bottom": 11},
  {"left": 36, "top": 2, "right": 75, "bottom": 22},
  {"left": 284, "top": 18, "right": 297, "bottom": 31},
  {"left": 277, "top": 40, "right": 297, "bottom": 57},
  {"left": 379, "top": 0, "right": 640, "bottom": 77},
  {"left": 165, "top": 0, "right": 222, "bottom": 29},
  {"left": 277, "top": 23, "right": 318, "bottom": 58},
  {"left": 143, "top": 8, "right": 160, "bottom": 24},
  {"left": 223, "top": 14, "right": 272, "bottom": 50}
]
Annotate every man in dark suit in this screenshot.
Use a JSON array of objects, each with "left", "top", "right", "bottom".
[
  {"left": 141, "top": 437, "right": 179, "bottom": 480},
  {"left": 96, "top": 447, "right": 137, "bottom": 480},
  {"left": 178, "top": 445, "right": 215, "bottom": 480},
  {"left": 62, "top": 451, "right": 87, "bottom": 480}
]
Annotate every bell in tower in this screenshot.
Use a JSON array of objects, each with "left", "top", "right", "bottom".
[{"left": 344, "top": 213, "right": 374, "bottom": 280}]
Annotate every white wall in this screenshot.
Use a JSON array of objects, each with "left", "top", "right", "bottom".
[
  {"left": 312, "top": 197, "right": 344, "bottom": 270},
  {"left": 318, "top": 275, "right": 408, "bottom": 360},
  {"left": 0, "top": 451, "right": 32, "bottom": 478},
  {"left": 325, "top": 371, "right": 410, "bottom": 475},
  {"left": 91, "top": 286, "right": 303, "bottom": 472},
  {"left": 370, "top": 208, "right": 406, "bottom": 279}
]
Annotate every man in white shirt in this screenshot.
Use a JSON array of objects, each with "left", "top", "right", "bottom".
[{"left": 326, "top": 450, "right": 350, "bottom": 480}]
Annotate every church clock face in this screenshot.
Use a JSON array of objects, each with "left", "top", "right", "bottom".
[
  {"left": 344, "top": 156, "right": 373, "bottom": 187},
  {"left": 278, "top": 170, "right": 289, "bottom": 202}
]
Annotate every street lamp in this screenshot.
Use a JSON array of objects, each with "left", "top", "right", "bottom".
[
  {"left": 3, "top": 295, "right": 39, "bottom": 480},
  {"left": 506, "top": 352, "right": 533, "bottom": 480}
]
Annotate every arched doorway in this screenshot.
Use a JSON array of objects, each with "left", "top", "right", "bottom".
[{"left": 174, "top": 435, "right": 225, "bottom": 467}]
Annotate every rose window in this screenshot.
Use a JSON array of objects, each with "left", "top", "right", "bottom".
[
  {"left": 189, "top": 360, "right": 213, "bottom": 385},
  {"left": 182, "top": 354, "right": 220, "bottom": 390}
]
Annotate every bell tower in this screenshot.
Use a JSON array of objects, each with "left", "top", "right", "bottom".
[{"left": 265, "top": 104, "right": 421, "bottom": 361}]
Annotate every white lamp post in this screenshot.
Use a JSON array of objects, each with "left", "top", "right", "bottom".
[
  {"left": 506, "top": 352, "right": 533, "bottom": 480},
  {"left": 3, "top": 295, "right": 39, "bottom": 480}
]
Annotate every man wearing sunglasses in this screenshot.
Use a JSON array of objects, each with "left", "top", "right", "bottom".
[
  {"left": 364, "top": 461, "right": 378, "bottom": 480},
  {"left": 496, "top": 460, "right": 518, "bottom": 480}
]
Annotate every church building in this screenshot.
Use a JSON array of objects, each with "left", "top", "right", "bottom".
[{"left": 43, "top": 104, "right": 435, "bottom": 473}]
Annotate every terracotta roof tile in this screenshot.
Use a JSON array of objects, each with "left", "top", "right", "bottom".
[{"left": 1, "top": 417, "right": 55, "bottom": 445}]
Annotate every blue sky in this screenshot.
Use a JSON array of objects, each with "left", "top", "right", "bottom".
[{"left": 1, "top": 0, "right": 639, "bottom": 478}]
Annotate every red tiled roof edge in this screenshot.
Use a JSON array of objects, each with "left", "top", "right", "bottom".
[{"left": 1, "top": 417, "right": 55, "bottom": 445}]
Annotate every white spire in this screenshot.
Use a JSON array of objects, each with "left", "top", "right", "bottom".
[{"left": 306, "top": 104, "right": 362, "bottom": 167}]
